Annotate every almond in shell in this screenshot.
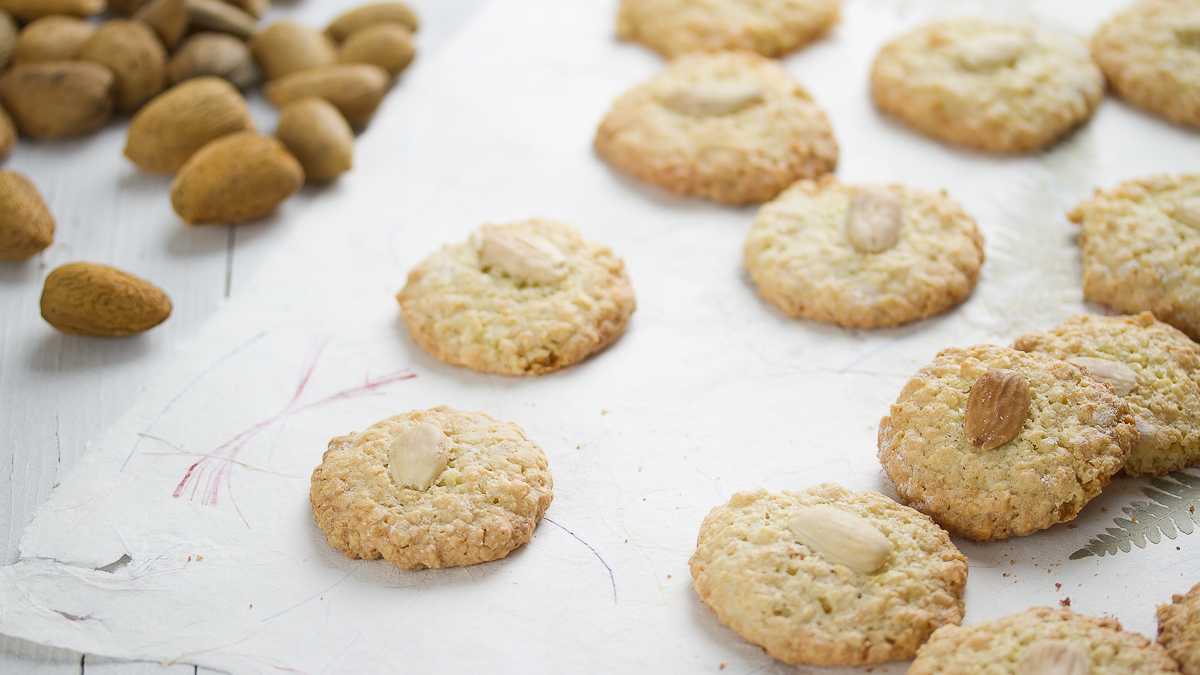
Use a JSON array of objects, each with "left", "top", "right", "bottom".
[
  {"left": 186, "top": 0, "right": 257, "bottom": 40},
  {"left": 0, "top": 170, "right": 55, "bottom": 261},
  {"left": 135, "top": 0, "right": 187, "bottom": 50},
  {"left": 265, "top": 63, "right": 389, "bottom": 128},
  {"left": 11, "top": 16, "right": 94, "bottom": 65},
  {"left": 79, "top": 20, "right": 167, "bottom": 113},
  {"left": 326, "top": 2, "right": 419, "bottom": 42},
  {"left": 0, "top": 104, "right": 13, "bottom": 159},
  {"left": 0, "top": 61, "right": 115, "bottom": 139},
  {"left": 170, "top": 131, "right": 304, "bottom": 224},
  {"left": 275, "top": 98, "right": 354, "bottom": 183},
  {"left": 0, "top": 10, "right": 15, "bottom": 69},
  {"left": 168, "top": 33, "right": 259, "bottom": 90},
  {"left": 0, "top": 0, "right": 104, "bottom": 21},
  {"left": 251, "top": 20, "right": 337, "bottom": 81},
  {"left": 338, "top": 25, "right": 415, "bottom": 77},
  {"left": 40, "top": 262, "right": 171, "bottom": 336},
  {"left": 125, "top": 77, "right": 254, "bottom": 174}
]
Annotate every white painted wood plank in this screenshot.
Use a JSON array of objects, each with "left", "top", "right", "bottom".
[{"left": 87, "top": 655, "right": 195, "bottom": 675}]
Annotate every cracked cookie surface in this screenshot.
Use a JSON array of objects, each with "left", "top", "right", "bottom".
[
  {"left": 616, "top": 0, "right": 840, "bottom": 58},
  {"left": 1159, "top": 582, "right": 1200, "bottom": 675}
]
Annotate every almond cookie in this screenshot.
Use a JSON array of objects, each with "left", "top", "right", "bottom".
[
  {"left": 1159, "top": 582, "right": 1200, "bottom": 675},
  {"left": 743, "top": 178, "right": 984, "bottom": 329},
  {"left": 1071, "top": 174, "right": 1200, "bottom": 341},
  {"left": 1014, "top": 313, "right": 1200, "bottom": 476},
  {"left": 309, "top": 406, "right": 554, "bottom": 570},
  {"left": 594, "top": 51, "right": 837, "bottom": 205},
  {"left": 615, "top": 0, "right": 840, "bottom": 58},
  {"left": 870, "top": 18, "right": 1104, "bottom": 153},
  {"left": 878, "top": 344, "right": 1137, "bottom": 541},
  {"left": 910, "top": 607, "right": 1182, "bottom": 675},
  {"left": 1092, "top": 0, "right": 1200, "bottom": 128},
  {"left": 396, "top": 219, "right": 635, "bottom": 376},
  {"left": 689, "top": 484, "right": 967, "bottom": 666}
]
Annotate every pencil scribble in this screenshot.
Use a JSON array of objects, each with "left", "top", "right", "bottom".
[{"left": 544, "top": 516, "right": 618, "bottom": 604}]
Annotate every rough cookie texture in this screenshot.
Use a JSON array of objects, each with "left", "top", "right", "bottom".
[
  {"left": 870, "top": 18, "right": 1104, "bottom": 152},
  {"left": 911, "top": 607, "right": 1182, "bottom": 674},
  {"left": 1014, "top": 313, "right": 1200, "bottom": 476},
  {"left": 744, "top": 178, "right": 984, "bottom": 328},
  {"left": 1092, "top": 0, "right": 1200, "bottom": 128},
  {"left": 594, "top": 52, "right": 837, "bottom": 205},
  {"left": 878, "top": 344, "right": 1137, "bottom": 541},
  {"left": 1159, "top": 582, "right": 1200, "bottom": 675},
  {"left": 615, "top": 0, "right": 840, "bottom": 58},
  {"left": 309, "top": 407, "right": 554, "bottom": 570},
  {"left": 689, "top": 484, "right": 967, "bottom": 666},
  {"left": 397, "top": 219, "right": 636, "bottom": 376},
  {"left": 1071, "top": 174, "right": 1200, "bottom": 341}
]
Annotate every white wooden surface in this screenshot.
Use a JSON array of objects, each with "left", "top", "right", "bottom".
[{"left": 0, "top": 1, "right": 486, "bottom": 672}]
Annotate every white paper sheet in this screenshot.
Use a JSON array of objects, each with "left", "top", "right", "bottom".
[{"left": 2, "top": 1, "right": 1198, "bottom": 672}]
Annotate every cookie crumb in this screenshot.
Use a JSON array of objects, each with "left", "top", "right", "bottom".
[{"left": 1059, "top": 597, "right": 1072, "bottom": 607}]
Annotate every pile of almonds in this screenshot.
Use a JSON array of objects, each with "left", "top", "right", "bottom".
[{"left": 0, "top": 0, "right": 419, "bottom": 336}]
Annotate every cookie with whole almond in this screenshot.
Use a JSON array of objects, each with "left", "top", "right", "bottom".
[
  {"left": 743, "top": 177, "right": 984, "bottom": 328},
  {"left": 1159, "top": 582, "right": 1200, "bottom": 675},
  {"left": 870, "top": 18, "right": 1103, "bottom": 152},
  {"left": 878, "top": 344, "right": 1137, "bottom": 541},
  {"left": 1014, "top": 313, "right": 1200, "bottom": 476},
  {"left": 594, "top": 51, "right": 837, "bottom": 205},
  {"left": 911, "top": 607, "right": 1181, "bottom": 674},
  {"left": 1071, "top": 174, "right": 1200, "bottom": 341},
  {"left": 616, "top": 0, "right": 840, "bottom": 58},
  {"left": 310, "top": 406, "right": 554, "bottom": 569},
  {"left": 396, "top": 219, "right": 636, "bottom": 376},
  {"left": 689, "top": 483, "right": 967, "bottom": 666},
  {"left": 1092, "top": 0, "right": 1200, "bottom": 129}
]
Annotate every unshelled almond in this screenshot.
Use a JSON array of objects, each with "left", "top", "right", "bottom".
[
  {"left": 225, "top": 0, "right": 266, "bottom": 18},
  {"left": 0, "top": 0, "right": 104, "bottom": 21},
  {"left": 40, "top": 262, "right": 171, "bottom": 336},
  {"left": 387, "top": 423, "right": 449, "bottom": 491},
  {"left": 265, "top": 64, "right": 389, "bottom": 128},
  {"left": 660, "top": 81, "right": 764, "bottom": 117},
  {"left": 79, "top": 20, "right": 167, "bottom": 113},
  {"left": 846, "top": 187, "right": 903, "bottom": 254},
  {"left": 110, "top": 0, "right": 152, "bottom": 15},
  {"left": 170, "top": 131, "right": 304, "bottom": 224},
  {"left": 338, "top": 25, "right": 415, "bottom": 77},
  {"left": 1068, "top": 357, "right": 1138, "bottom": 396},
  {"left": 11, "top": 16, "right": 94, "bottom": 65},
  {"left": 186, "top": 0, "right": 257, "bottom": 40},
  {"left": 0, "top": 10, "right": 15, "bottom": 69},
  {"left": 1016, "top": 640, "right": 1090, "bottom": 675},
  {"left": 0, "top": 62, "right": 114, "bottom": 139},
  {"left": 276, "top": 98, "right": 354, "bottom": 183},
  {"left": 326, "top": 2, "right": 419, "bottom": 42},
  {"left": 788, "top": 504, "right": 892, "bottom": 575},
  {"left": 251, "top": 20, "right": 337, "bottom": 81},
  {"left": 964, "top": 369, "right": 1031, "bottom": 450},
  {"left": 0, "top": 171, "right": 54, "bottom": 261},
  {"left": 0, "top": 104, "right": 13, "bottom": 160},
  {"left": 168, "top": 33, "right": 259, "bottom": 90},
  {"left": 474, "top": 225, "right": 567, "bottom": 285},
  {"left": 135, "top": 0, "right": 186, "bottom": 50},
  {"left": 125, "top": 77, "right": 254, "bottom": 174}
]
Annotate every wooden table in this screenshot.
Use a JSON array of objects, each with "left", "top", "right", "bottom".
[{"left": 0, "top": 1, "right": 485, "bottom": 671}]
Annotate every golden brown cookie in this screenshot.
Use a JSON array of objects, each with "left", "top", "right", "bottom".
[
  {"left": 1014, "top": 313, "right": 1200, "bottom": 476},
  {"left": 1071, "top": 174, "right": 1200, "bottom": 341},
  {"left": 1159, "top": 582, "right": 1200, "bottom": 675},
  {"left": 870, "top": 18, "right": 1104, "bottom": 152},
  {"left": 690, "top": 484, "right": 966, "bottom": 666},
  {"left": 594, "top": 51, "right": 837, "bottom": 205},
  {"left": 743, "top": 178, "right": 984, "bottom": 328},
  {"left": 615, "top": 0, "right": 840, "bottom": 58},
  {"left": 878, "top": 344, "right": 1137, "bottom": 541},
  {"left": 309, "top": 406, "right": 554, "bottom": 570}
]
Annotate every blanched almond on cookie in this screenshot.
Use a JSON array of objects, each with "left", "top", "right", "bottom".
[
  {"left": 788, "top": 505, "right": 892, "bottom": 574},
  {"left": 1171, "top": 197, "right": 1200, "bottom": 230},
  {"left": 387, "top": 422, "right": 448, "bottom": 491},
  {"left": 846, "top": 187, "right": 903, "bottom": 254},
  {"left": 474, "top": 225, "right": 567, "bottom": 285},
  {"left": 956, "top": 32, "right": 1030, "bottom": 71},
  {"left": 964, "top": 369, "right": 1031, "bottom": 450},
  {"left": 1067, "top": 357, "right": 1138, "bottom": 396},
  {"left": 1017, "top": 640, "right": 1090, "bottom": 675},
  {"left": 660, "top": 81, "right": 765, "bottom": 117}
]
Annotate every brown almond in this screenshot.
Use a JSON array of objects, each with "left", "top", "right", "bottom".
[
  {"left": 250, "top": 20, "right": 337, "bottom": 81},
  {"left": 186, "top": 0, "right": 258, "bottom": 40},
  {"left": 0, "top": 0, "right": 104, "bottom": 21},
  {"left": 40, "top": 262, "right": 172, "bottom": 336},
  {"left": 79, "top": 21, "right": 167, "bottom": 113},
  {"left": 125, "top": 77, "right": 254, "bottom": 174},
  {"left": 338, "top": 25, "right": 414, "bottom": 77},
  {"left": 135, "top": 0, "right": 187, "bottom": 50},
  {"left": 964, "top": 369, "right": 1031, "bottom": 450},
  {"left": 0, "top": 10, "right": 15, "bottom": 70},
  {"left": 224, "top": 0, "right": 266, "bottom": 19},
  {"left": 110, "top": 0, "right": 153, "bottom": 15},
  {"left": 0, "top": 62, "right": 115, "bottom": 139},
  {"left": 265, "top": 64, "right": 389, "bottom": 128},
  {"left": 168, "top": 33, "right": 259, "bottom": 90},
  {"left": 0, "top": 170, "right": 54, "bottom": 261},
  {"left": 276, "top": 98, "right": 353, "bottom": 183},
  {"left": 170, "top": 131, "right": 304, "bottom": 224},
  {"left": 0, "top": 104, "right": 14, "bottom": 159},
  {"left": 11, "top": 16, "right": 94, "bottom": 65},
  {"left": 326, "top": 2, "right": 419, "bottom": 42}
]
